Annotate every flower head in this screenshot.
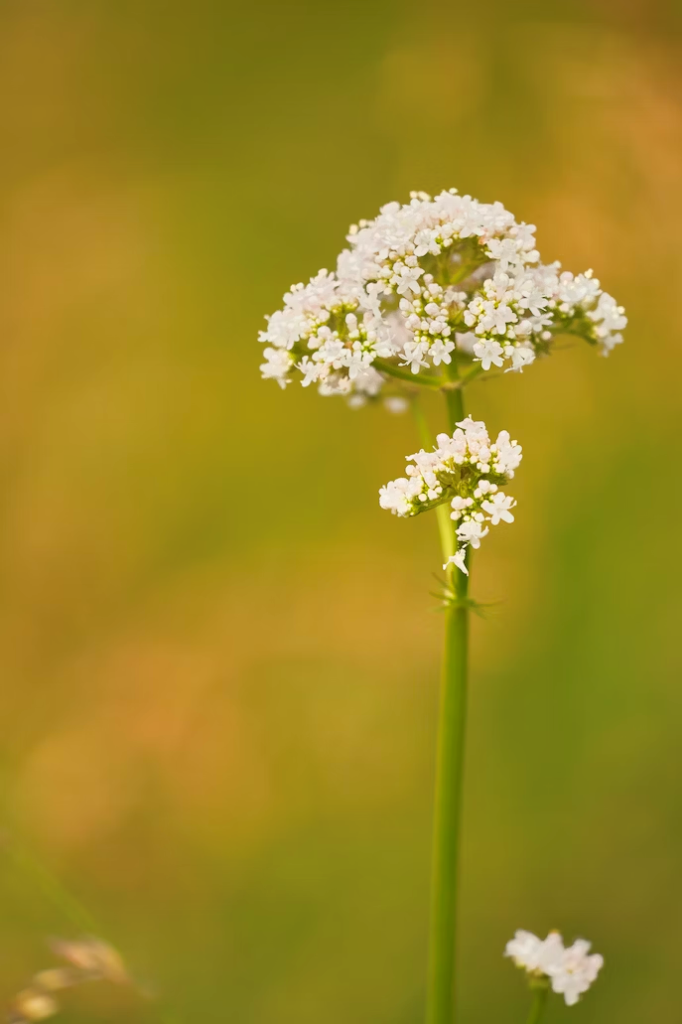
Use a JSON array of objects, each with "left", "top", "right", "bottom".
[
  {"left": 379, "top": 416, "right": 522, "bottom": 570},
  {"left": 258, "top": 270, "right": 390, "bottom": 398},
  {"left": 505, "top": 929, "right": 604, "bottom": 1007},
  {"left": 259, "top": 190, "right": 626, "bottom": 400}
]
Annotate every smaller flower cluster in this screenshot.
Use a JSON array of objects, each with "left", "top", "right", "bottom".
[
  {"left": 505, "top": 929, "right": 604, "bottom": 1007},
  {"left": 258, "top": 270, "right": 393, "bottom": 399},
  {"left": 378, "top": 416, "right": 522, "bottom": 573},
  {"left": 9, "top": 937, "right": 131, "bottom": 1024},
  {"left": 463, "top": 264, "right": 627, "bottom": 373}
]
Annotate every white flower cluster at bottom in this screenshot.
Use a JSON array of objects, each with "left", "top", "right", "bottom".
[
  {"left": 505, "top": 929, "right": 603, "bottom": 1006},
  {"left": 378, "top": 416, "right": 522, "bottom": 573}
]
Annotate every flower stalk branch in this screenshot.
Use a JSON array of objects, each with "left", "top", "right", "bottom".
[
  {"left": 412, "top": 390, "right": 470, "bottom": 1024},
  {"left": 525, "top": 985, "right": 549, "bottom": 1024},
  {"left": 373, "top": 358, "right": 445, "bottom": 389}
]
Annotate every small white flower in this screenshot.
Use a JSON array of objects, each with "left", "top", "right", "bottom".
[
  {"left": 486, "top": 237, "right": 526, "bottom": 272},
  {"left": 401, "top": 340, "right": 430, "bottom": 374},
  {"left": 379, "top": 478, "right": 413, "bottom": 516},
  {"left": 456, "top": 518, "right": 488, "bottom": 548},
  {"left": 547, "top": 939, "right": 604, "bottom": 1007},
  {"left": 506, "top": 929, "right": 542, "bottom": 966},
  {"left": 379, "top": 416, "right": 522, "bottom": 570},
  {"left": 481, "top": 491, "right": 515, "bottom": 524},
  {"left": 506, "top": 930, "right": 565, "bottom": 975},
  {"left": 393, "top": 264, "right": 424, "bottom": 296},
  {"left": 505, "top": 930, "right": 603, "bottom": 1007},
  {"left": 472, "top": 339, "right": 505, "bottom": 371},
  {"left": 444, "top": 549, "right": 468, "bottom": 574},
  {"left": 297, "top": 356, "right": 326, "bottom": 388},
  {"left": 507, "top": 344, "right": 536, "bottom": 373},
  {"left": 259, "top": 347, "right": 293, "bottom": 388},
  {"left": 429, "top": 338, "right": 456, "bottom": 366}
]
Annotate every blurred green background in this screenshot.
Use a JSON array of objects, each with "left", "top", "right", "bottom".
[{"left": 1, "top": 0, "right": 681, "bottom": 1021}]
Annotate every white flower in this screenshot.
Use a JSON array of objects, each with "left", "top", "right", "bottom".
[
  {"left": 486, "top": 237, "right": 529, "bottom": 272},
  {"left": 379, "top": 416, "right": 522, "bottom": 571},
  {"left": 401, "top": 339, "right": 430, "bottom": 374},
  {"left": 505, "top": 930, "right": 562, "bottom": 974},
  {"left": 547, "top": 939, "right": 604, "bottom": 1007},
  {"left": 491, "top": 429, "right": 523, "bottom": 476},
  {"left": 505, "top": 929, "right": 541, "bottom": 969},
  {"left": 456, "top": 518, "right": 489, "bottom": 548},
  {"left": 379, "top": 478, "right": 414, "bottom": 516},
  {"left": 587, "top": 292, "right": 627, "bottom": 354},
  {"left": 506, "top": 344, "right": 536, "bottom": 372},
  {"left": 478, "top": 298, "right": 518, "bottom": 335},
  {"left": 588, "top": 292, "right": 627, "bottom": 335},
  {"left": 393, "top": 264, "right": 424, "bottom": 296},
  {"left": 481, "top": 491, "right": 516, "bottom": 524},
  {"left": 444, "top": 549, "right": 468, "bottom": 574},
  {"left": 429, "top": 338, "right": 456, "bottom": 366},
  {"left": 505, "top": 930, "right": 603, "bottom": 1007},
  {"left": 260, "top": 189, "right": 626, "bottom": 396},
  {"left": 297, "top": 356, "right": 326, "bottom": 388},
  {"left": 472, "top": 339, "right": 505, "bottom": 371},
  {"left": 259, "top": 347, "right": 293, "bottom": 388}
]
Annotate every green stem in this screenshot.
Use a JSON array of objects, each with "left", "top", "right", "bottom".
[
  {"left": 525, "top": 986, "right": 549, "bottom": 1024},
  {"left": 444, "top": 389, "right": 464, "bottom": 434},
  {"left": 374, "top": 357, "right": 483, "bottom": 394},
  {"left": 427, "top": 558, "right": 469, "bottom": 1024},
  {"left": 411, "top": 399, "right": 455, "bottom": 564},
  {"left": 426, "top": 374, "right": 470, "bottom": 1024},
  {"left": 456, "top": 362, "right": 485, "bottom": 389},
  {"left": 373, "top": 357, "right": 444, "bottom": 389}
]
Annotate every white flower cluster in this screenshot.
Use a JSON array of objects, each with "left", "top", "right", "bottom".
[
  {"left": 505, "top": 930, "right": 604, "bottom": 1007},
  {"left": 259, "top": 190, "right": 626, "bottom": 399},
  {"left": 460, "top": 263, "right": 626, "bottom": 373},
  {"left": 379, "top": 416, "right": 522, "bottom": 573},
  {"left": 258, "top": 270, "right": 392, "bottom": 398}
]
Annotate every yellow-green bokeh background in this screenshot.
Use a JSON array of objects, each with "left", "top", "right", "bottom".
[{"left": 1, "top": 1, "right": 681, "bottom": 1021}]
